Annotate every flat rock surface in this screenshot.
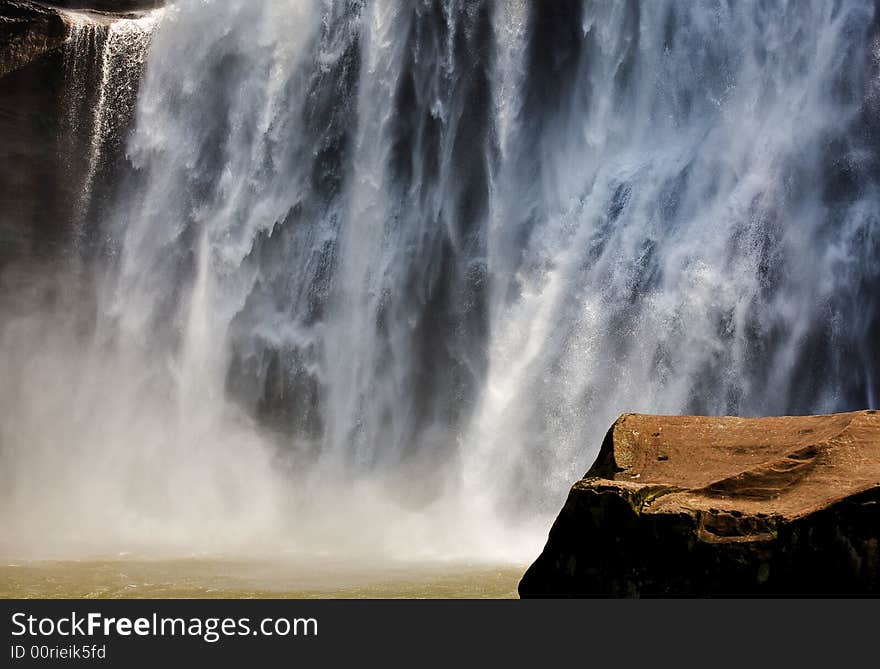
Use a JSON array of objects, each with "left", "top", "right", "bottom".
[{"left": 593, "top": 411, "right": 880, "bottom": 536}]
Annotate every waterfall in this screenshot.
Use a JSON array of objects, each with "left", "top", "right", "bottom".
[
  {"left": 60, "top": 9, "right": 162, "bottom": 238},
  {"left": 1, "top": 0, "right": 879, "bottom": 560}
]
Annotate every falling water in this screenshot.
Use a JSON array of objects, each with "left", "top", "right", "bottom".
[
  {"left": 59, "top": 9, "right": 162, "bottom": 236},
  {"left": 59, "top": 13, "right": 103, "bottom": 232},
  {"left": 1, "top": 0, "right": 879, "bottom": 561},
  {"left": 60, "top": 14, "right": 101, "bottom": 138}
]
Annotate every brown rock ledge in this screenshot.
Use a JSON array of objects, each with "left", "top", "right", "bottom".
[
  {"left": 0, "top": 1, "right": 67, "bottom": 79},
  {"left": 519, "top": 411, "right": 880, "bottom": 597},
  {"left": 0, "top": 0, "right": 165, "bottom": 80}
]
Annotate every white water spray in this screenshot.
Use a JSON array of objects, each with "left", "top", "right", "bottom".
[
  {"left": 1, "top": 0, "right": 879, "bottom": 562},
  {"left": 60, "top": 9, "right": 162, "bottom": 235}
]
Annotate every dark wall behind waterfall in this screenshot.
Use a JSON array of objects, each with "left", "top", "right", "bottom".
[
  {"left": 0, "top": 0, "right": 157, "bottom": 266},
  {"left": 1, "top": 0, "right": 880, "bottom": 556}
]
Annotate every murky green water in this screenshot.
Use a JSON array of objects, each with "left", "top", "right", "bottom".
[{"left": 0, "top": 558, "right": 524, "bottom": 599}]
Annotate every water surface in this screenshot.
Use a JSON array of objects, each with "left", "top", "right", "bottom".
[{"left": 0, "top": 558, "right": 523, "bottom": 599}]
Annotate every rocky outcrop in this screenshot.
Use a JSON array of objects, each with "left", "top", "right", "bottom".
[
  {"left": 520, "top": 411, "right": 880, "bottom": 597},
  {"left": 0, "top": 2, "right": 66, "bottom": 79},
  {"left": 0, "top": 2, "right": 159, "bottom": 78}
]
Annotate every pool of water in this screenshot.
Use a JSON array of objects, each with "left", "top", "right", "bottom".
[{"left": 0, "top": 558, "right": 524, "bottom": 599}]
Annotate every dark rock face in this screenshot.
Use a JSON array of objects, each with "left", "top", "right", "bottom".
[
  {"left": 0, "top": 1, "right": 74, "bottom": 261},
  {"left": 0, "top": 1, "right": 161, "bottom": 82},
  {"left": 0, "top": 0, "right": 162, "bottom": 264},
  {"left": 520, "top": 411, "right": 880, "bottom": 597},
  {"left": 0, "top": 1, "right": 66, "bottom": 78}
]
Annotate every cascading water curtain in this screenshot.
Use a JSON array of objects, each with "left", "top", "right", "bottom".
[{"left": 1, "top": 0, "right": 879, "bottom": 560}]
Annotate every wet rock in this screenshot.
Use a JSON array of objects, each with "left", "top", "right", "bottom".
[
  {"left": 0, "top": 0, "right": 162, "bottom": 262},
  {"left": 0, "top": 1, "right": 67, "bottom": 79},
  {"left": 43, "top": 2, "right": 163, "bottom": 11},
  {"left": 1, "top": 1, "right": 74, "bottom": 260},
  {"left": 520, "top": 411, "right": 880, "bottom": 596},
  {"left": 0, "top": 1, "right": 164, "bottom": 79}
]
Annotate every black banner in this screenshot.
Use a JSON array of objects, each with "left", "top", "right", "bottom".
[{"left": 1, "top": 599, "right": 876, "bottom": 666}]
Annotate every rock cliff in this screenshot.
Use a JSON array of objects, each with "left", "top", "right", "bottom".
[
  {"left": 0, "top": 1, "right": 66, "bottom": 79},
  {"left": 520, "top": 411, "right": 880, "bottom": 596},
  {"left": 0, "top": 0, "right": 162, "bottom": 263}
]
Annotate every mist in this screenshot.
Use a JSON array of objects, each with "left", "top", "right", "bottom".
[{"left": 2, "top": 0, "right": 879, "bottom": 563}]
